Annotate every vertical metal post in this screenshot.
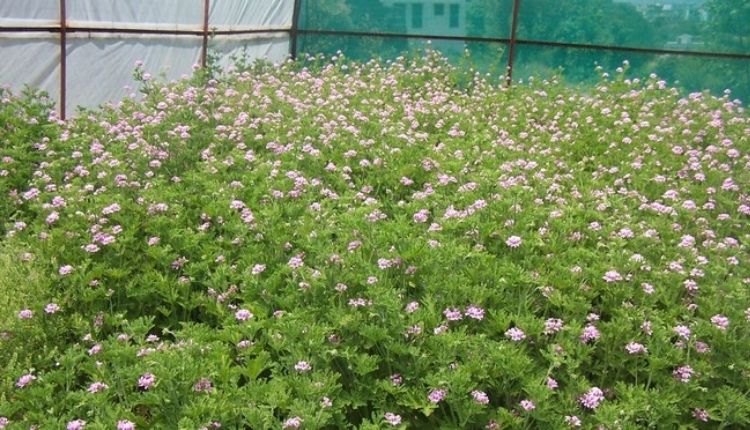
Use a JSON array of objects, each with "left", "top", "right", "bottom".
[
  {"left": 506, "top": 0, "right": 521, "bottom": 87},
  {"left": 201, "top": 0, "right": 210, "bottom": 68},
  {"left": 59, "top": 0, "right": 67, "bottom": 119},
  {"left": 289, "top": 0, "right": 303, "bottom": 60}
]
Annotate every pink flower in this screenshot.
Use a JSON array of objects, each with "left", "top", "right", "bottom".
[
  {"left": 287, "top": 255, "right": 304, "bottom": 269},
  {"left": 59, "top": 265, "right": 74, "bottom": 275},
  {"left": 564, "top": 415, "right": 582, "bottom": 427},
  {"left": 428, "top": 388, "right": 447, "bottom": 403},
  {"left": 67, "top": 419, "right": 86, "bottom": 430},
  {"left": 579, "top": 387, "right": 605, "bottom": 409},
  {"left": 413, "top": 209, "right": 430, "bottom": 223},
  {"left": 17, "top": 309, "right": 33, "bottom": 319},
  {"left": 138, "top": 373, "right": 156, "bottom": 390},
  {"left": 519, "top": 399, "right": 536, "bottom": 411},
  {"left": 472, "top": 390, "right": 490, "bottom": 404},
  {"left": 378, "top": 258, "right": 393, "bottom": 270},
  {"left": 235, "top": 309, "right": 253, "bottom": 321},
  {"left": 673, "top": 325, "right": 691, "bottom": 340},
  {"left": 602, "top": 270, "right": 622, "bottom": 282},
  {"left": 193, "top": 377, "right": 213, "bottom": 393},
  {"left": 116, "top": 420, "right": 135, "bottom": 430},
  {"left": 710, "top": 314, "right": 729, "bottom": 331},
  {"left": 465, "top": 305, "right": 484, "bottom": 320},
  {"left": 544, "top": 318, "right": 564, "bottom": 334},
  {"left": 87, "top": 381, "right": 108, "bottom": 393},
  {"left": 404, "top": 301, "right": 419, "bottom": 313},
  {"left": 546, "top": 377, "right": 558, "bottom": 390},
  {"left": 625, "top": 342, "right": 648, "bottom": 355},
  {"left": 102, "top": 203, "right": 121, "bottom": 215},
  {"left": 384, "top": 412, "right": 402, "bottom": 425},
  {"left": 282, "top": 417, "right": 302, "bottom": 429},
  {"left": 673, "top": 365, "right": 694, "bottom": 383},
  {"left": 579, "top": 324, "right": 600, "bottom": 343},
  {"left": 443, "top": 307, "right": 463, "bottom": 321},
  {"left": 16, "top": 373, "right": 36, "bottom": 388},
  {"left": 695, "top": 341, "right": 711, "bottom": 353},
  {"left": 390, "top": 374, "right": 403, "bottom": 386},
  {"left": 506, "top": 235, "right": 522, "bottom": 248},
  {"left": 692, "top": 408, "right": 709, "bottom": 422},
  {"left": 87, "top": 343, "right": 102, "bottom": 355},
  {"left": 641, "top": 283, "right": 655, "bottom": 294},
  {"left": 83, "top": 244, "right": 100, "bottom": 253},
  {"left": 46, "top": 211, "right": 59, "bottom": 224},
  {"left": 294, "top": 361, "right": 311, "bottom": 373},
  {"left": 505, "top": 327, "right": 526, "bottom": 341}
]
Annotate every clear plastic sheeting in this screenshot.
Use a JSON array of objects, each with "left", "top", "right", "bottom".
[
  {"left": 66, "top": 33, "right": 202, "bottom": 112},
  {"left": 67, "top": 0, "right": 204, "bottom": 31},
  {"left": 0, "top": 0, "right": 296, "bottom": 116},
  {"left": 210, "top": 33, "right": 291, "bottom": 70},
  {"left": 0, "top": 33, "right": 59, "bottom": 98},
  {"left": 209, "top": 0, "right": 293, "bottom": 31},
  {"left": 0, "top": 0, "right": 59, "bottom": 28}
]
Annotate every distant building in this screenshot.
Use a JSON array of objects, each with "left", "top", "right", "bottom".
[
  {"left": 665, "top": 33, "right": 706, "bottom": 49},
  {"left": 613, "top": 0, "right": 708, "bottom": 22},
  {"left": 381, "top": 1, "right": 472, "bottom": 54}
]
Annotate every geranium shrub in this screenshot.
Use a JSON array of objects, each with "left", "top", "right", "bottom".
[{"left": 1, "top": 53, "right": 749, "bottom": 429}]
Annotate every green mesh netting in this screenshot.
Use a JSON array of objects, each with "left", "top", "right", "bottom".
[{"left": 297, "top": 0, "right": 750, "bottom": 101}]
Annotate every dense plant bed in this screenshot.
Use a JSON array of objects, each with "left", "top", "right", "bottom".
[{"left": 1, "top": 54, "right": 749, "bottom": 429}]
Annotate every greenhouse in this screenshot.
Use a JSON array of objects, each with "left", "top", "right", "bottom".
[
  {"left": 1, "top": 1, "right": 749, "bottom": 429},
  {"left": 1, "top": 0, "right": 748, "bottom": 116}
]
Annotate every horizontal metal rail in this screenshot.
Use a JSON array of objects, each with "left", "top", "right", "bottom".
[
  {"left": 2, "top": 25, "right": 747, "bottom": 60},
  {"left": 296, "top": 28, "right": 750, "bottom": 61},
  {"left": 0, "top": 26, "right": 290, "bottom": 37}
]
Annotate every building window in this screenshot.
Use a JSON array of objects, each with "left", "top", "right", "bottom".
[
  {"left": 412, "top": 3, "right": 423, "bottom": 28},
  {"left": 393, "top": 2, "right": 406, "bottom": 21},
  {"left": 434, "top": 3, "right": 445, "bottom": 16},
  {"left": 449, "top": 4, "right": 460, "bottom": 28}
]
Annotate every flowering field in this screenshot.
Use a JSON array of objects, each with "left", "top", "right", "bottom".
[{"left": 1, "top": 54, "right": 749, "bottom": 429}]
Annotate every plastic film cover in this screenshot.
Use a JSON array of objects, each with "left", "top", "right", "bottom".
[{"left": 65, "top": 32, "right": 202, "bottom": 112}]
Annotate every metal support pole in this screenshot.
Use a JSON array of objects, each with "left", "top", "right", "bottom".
[
  {"left": 506, "top": 0, "right": 521, "bottom": 87},
  {"left": 201, "top": 0, "right": 209, "bottom": 68},
  {"left": 289, "top": 0, "right": 302, "bottom": 60},
  {"left": 59, "top": 0, "right": 67, "bottom": 119}
]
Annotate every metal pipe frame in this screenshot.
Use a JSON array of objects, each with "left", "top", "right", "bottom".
[
  {"left": 289, "top": 0, "right": 302, "bottom": 60},
  {"left": 506, "top": 0, "right": 521, "bottom": 85},
  {"left": 201, "top": 0, "right": 210, "bottom": 68},
  {"left": 59, "top": 0, "right": 67, "bottom": 119},
  {"left": 294, "top": 29, "right": 750, "bottom": 61},
  {"left": 3, "top": 0, "right": 749, "bottom": 117}
]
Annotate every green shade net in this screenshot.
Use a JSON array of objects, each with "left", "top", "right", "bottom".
[
  {"left": 297, "top": 0, "right": 749, "bottom": 101},
  {"left": 517, "top": 0, "right": 749, "bottom": 55},
  {"left": 298, "top": 33, "right": 509, "bottom": 77},
  {"left": 298, "top": 0, "right": 513, "bottom": 38},
  {"left": 513, "top": 44, "right": 750, "bottom": 98}
]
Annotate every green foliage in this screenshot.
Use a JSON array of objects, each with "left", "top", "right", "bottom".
[{"left": 0, "top": 53, "right": 749, "bottom": 429}]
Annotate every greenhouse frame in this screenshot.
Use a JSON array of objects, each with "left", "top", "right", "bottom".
[{"left": 1, "top": 0, "right": 748, "bottom": 117}]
